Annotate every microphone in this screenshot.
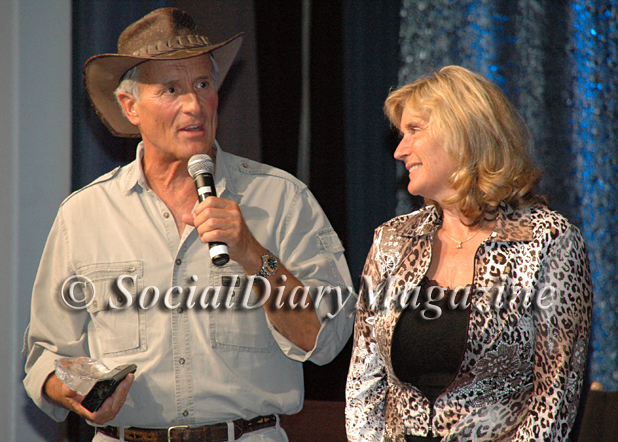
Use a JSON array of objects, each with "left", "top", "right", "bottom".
[{"left": 187, "top": 154, "right": 230, "bottom": 266}]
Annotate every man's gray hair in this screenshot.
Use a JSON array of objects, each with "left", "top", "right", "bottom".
[{"left": 114, "top": 54, "right": 220, "bottom": 117}]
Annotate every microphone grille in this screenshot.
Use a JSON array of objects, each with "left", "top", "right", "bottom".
[{"left": 187, "top": 154, "right": 215, "bottom": 179}]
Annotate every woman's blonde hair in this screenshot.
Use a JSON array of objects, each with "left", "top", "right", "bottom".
[{"left": 384, "top": 65, "right": 546, "bottom": 225}]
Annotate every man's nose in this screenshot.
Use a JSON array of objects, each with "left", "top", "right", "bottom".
[{"left": 182, "top": 91, "right": 203, "bottom": 113}]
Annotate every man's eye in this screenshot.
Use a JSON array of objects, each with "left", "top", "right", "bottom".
[
  {"left": 166, "top": 86, "right": 176, "bottom": 94},
  {"left": 197, "top": 81, "right": 208, "bottom": 89}
]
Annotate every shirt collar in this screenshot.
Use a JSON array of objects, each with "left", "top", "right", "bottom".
[
  {"left": 123, "top": 142, "right": 148, "bottom": 194},
  {"left": 123, "top": 140, "right": 239, "bottom": 197},
  {"left": 212, "top": 140, "right": 239, "bottom": 198},
  {"left": 397, "top": 202, "right": 535, "bottom": 242}
]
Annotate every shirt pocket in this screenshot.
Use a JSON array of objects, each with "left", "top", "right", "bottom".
[
  {"left": 79, "top": 260, "right": 147, "bottom": 357},
  {"left": 210, "top": 262, "right": 275, "bottom": 353}
]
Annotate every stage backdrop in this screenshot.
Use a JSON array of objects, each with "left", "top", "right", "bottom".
[
  {"left": 68, "top": 0, "right": 617, "bottom": 415},
  {"left": 394, "top": 0, "right": 618, "bottom": 390}
]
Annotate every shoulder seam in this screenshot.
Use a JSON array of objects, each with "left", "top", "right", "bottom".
[
  {"left": 59, "top": 166, "right": 122, "bottom": 207},
  {"left": 233, "top": 158, "right": 307, "bottom": 191}
]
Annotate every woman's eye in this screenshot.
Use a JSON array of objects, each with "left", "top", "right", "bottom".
[{"left": 166, "top": 86, "right": 176, "bottom": 94}]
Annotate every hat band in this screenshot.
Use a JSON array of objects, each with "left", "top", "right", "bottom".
[{"left": 132, "top": 34, "right": 212, "bottom": 57}]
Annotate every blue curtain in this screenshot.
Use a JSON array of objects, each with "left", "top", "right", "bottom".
[
  {"left": 72, "top": 0, "right": 170, "bottom": 191},
  {"left": 396, "top": 0, "right": 618, "bottom": 390},
  {"left": 343, "top": 2, "right": 402, "bottom": 283}
]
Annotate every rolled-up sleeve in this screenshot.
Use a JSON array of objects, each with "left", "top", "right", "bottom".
[{"left": 268, "top": 187, "right": 356, "bottom": 365}]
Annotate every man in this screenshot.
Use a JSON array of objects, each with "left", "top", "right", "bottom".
[{"left": 23, "top": 8, "right": 355, "bottom": 442}]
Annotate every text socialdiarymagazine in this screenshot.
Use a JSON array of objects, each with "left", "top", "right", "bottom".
[{"left": 60, "top": 274, "right": 555, "bottom": 320}]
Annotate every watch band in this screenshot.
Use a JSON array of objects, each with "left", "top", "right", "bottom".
[{"left": 255, "top": 253, "right": 278, "bottom": 278}]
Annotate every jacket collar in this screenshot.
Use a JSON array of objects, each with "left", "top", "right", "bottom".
[{"left": 396, "top": 202, "right": 535, "bottom": 242}]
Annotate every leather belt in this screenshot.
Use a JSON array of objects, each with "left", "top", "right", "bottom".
[{"left": 98, "top": 415, "right": 277, "bottom": 442}]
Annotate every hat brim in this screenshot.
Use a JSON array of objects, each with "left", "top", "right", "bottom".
[{"left": 84, "top": 33, "right": 244, "bottom": 138}]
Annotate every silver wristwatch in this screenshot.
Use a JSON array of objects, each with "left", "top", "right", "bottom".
[{"left": 255, "top": 253, "right": 278, "bottom": 278}]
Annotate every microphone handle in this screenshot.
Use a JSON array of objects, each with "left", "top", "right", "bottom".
[{"left": 194, "top": 173, "right": 230, "bottom": 266}]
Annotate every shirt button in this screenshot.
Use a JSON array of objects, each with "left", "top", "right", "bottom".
[
  {"left": 179, "top": 358, "right": 185, "bottom": 365},
  {"left": 182, "top": 410, "right": 189, "bottom": 417},
  {"left": 175, "top": 259, "right": 182, "bottom": 265},
  {"left": 177, "top": 307, "right": 183, "bottom": 314},
  {"left": 163, "top": 212, "right": 170, "bottom": 218},
  {"left": 93, "top": 301, "right": 98, "bottom": 308},
  {"left": 242, "top": 162, "right": 248, "bottom": 168}
]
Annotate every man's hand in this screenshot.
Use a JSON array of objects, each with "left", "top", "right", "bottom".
[
  {"left": 182, "top": 196, "right": 321, "bottom": 351},
  {"left": 43, "top": 372, "right": 134, "bottom": 425},
  {"left": 181, "top": 196, "right": 265, "bottom": 271}
]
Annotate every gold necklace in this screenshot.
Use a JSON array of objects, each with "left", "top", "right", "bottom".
[{"left": 441, "top": 225, "right": 484, "bottom": 249}]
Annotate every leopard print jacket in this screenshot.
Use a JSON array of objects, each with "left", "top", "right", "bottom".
[{"left": 345, "top": 204, "right": 592, "bottom": 441}]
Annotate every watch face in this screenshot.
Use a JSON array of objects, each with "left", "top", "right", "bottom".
[
  {"left": 266, "top": 255, "right": 278, "bottom": 271},
  {"left": 257, "top": 254, "right": 278, "bottom": 277}
]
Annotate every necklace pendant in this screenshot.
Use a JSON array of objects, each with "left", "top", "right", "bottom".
[{"left": 456, "top": 242, "right": 463, "bottom": 249}]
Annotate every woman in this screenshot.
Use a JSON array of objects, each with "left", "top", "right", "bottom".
[{"left": 345, "top": 66, "right": 592, "bottom": 442}]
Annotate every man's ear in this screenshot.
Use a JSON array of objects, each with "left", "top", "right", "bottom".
[{"left": 117, "top": 92, "right": 139, "bottom": 126}]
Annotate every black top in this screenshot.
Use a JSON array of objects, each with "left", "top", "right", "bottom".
[{"left": 391, "top": 277, "right": 471, "bottom": 405}]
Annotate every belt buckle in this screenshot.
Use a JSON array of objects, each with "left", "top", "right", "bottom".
[{"left": 167, "top": 425, "right": 190, "bottom": 442}]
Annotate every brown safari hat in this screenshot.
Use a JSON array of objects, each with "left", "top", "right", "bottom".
[{"left": 84, "top": 7, "right": 243, "bottom": 138}]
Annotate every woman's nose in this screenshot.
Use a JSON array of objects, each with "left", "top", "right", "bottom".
[{"left": 393, "top": 137, "right": 410, "bottom": 160}]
